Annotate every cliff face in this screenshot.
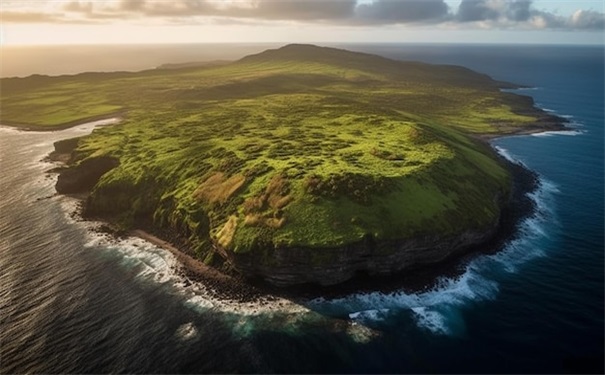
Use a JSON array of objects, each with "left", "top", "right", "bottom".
[
  {"left": 55, "top": 156, "right": 119, "bottom": 194},
  {"left": 228, "top": 159, "right": 534, "bottom": 288},
  {"left": 52, "top": 138, "right": 119, "bottom": 194},
  {"left": 225, "top": 225, "right": 498, "bottom": 286},
  {"left": 49, "top": 138, "right": 120, "bottom": 194}
]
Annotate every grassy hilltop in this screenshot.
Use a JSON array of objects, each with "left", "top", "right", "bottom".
[{"left": 0, "top": 44, "right": 557, "bottom": 283}]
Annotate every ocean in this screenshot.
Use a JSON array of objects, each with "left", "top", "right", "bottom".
[{"left": 0, "top": 44, "right": 603, "bottom": 373}]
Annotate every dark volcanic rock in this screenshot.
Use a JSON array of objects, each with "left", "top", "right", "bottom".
[
  {"left": 48, "top": 137, "right": 82, "bottom": 163},
  {"left": 55, "top": 157, "right": 119, "bottom": 194},
  {"left": 53, "top": 137, "right": 82, "bottom": 154},
  {"left": 224, "top": 225, "right": 498, "bottom": 287}
]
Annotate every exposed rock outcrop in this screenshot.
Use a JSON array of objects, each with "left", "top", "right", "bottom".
[
  {"left": 223, "top": 224, "right": 498, "bottom": 287},
  {"left": 48, "top": 137, "right": 82, "bottom": 163},
  {"left": 55, "top": 156, "right": 119, "bottom": 194}
]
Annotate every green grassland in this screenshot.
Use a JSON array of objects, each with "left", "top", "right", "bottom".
[{"left": 1, "top": 44, "right": 542, "bottom": 264}]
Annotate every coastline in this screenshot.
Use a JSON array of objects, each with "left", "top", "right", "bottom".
[
  {"left": 3, "top": 44, "right": 601, "bottom": 375},
  {"left": 1, "top": 112, "right": 124, "bottom": 132},
  {"left": 127, "top": 229, "right": 272, "bottom": 303},
  {"left": 129, "top": 229, "right": 231, "bottom": 282},
  {"left": 83, "top": 138, "right": 548, "bottom": 301},
  {"left": 76, "top": 149, "right": 538, "bottom": 303},
  {"left": 41, "top": 105, "right": 569, "bottom": 301}
]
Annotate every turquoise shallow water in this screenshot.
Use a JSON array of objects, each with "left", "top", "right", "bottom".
[{"left": 0, "top": 45, "right": 603, "bottom": 373}]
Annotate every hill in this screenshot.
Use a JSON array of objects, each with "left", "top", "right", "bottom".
[{"left": 0, "top": 44, "right": 564, "bottom": 286}]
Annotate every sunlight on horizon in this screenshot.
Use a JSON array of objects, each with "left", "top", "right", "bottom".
[{"left": 3, "top": 22, "right": 604, "bottom": 47}]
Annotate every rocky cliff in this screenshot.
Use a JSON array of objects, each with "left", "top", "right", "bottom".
[
  {"left": 51, "top": 138, "right": 119, "bottom": 194},
  {"left": 226, "top": 224, "right": 499, "bottom": 286}
]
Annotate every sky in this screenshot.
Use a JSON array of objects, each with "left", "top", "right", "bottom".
[{"left": 1, "top": 0, "right": 604, "bottom": 45}]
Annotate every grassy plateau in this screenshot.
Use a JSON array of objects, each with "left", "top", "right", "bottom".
[{"left": 0, "top": 44, "right": 559, "bottom": 284}]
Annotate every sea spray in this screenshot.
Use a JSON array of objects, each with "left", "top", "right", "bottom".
[
  {"left": 54, "top": 143, "right": 559, "bottom": 338},
  {"left": 305, "top": 147, "right": 560, "bottom": 336}
]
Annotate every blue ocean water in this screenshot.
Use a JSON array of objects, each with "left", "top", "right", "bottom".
[{"left": 1, "top": 44, "right": 603, "bottom": 373}]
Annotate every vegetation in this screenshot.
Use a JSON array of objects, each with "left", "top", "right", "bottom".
[{"left": 1, "top": 44, "right": 544, "bottom": 265}]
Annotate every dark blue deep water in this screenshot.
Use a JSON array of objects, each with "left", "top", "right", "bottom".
[{"left": 1, "top": 44, "right": 603, "bottom": 374}]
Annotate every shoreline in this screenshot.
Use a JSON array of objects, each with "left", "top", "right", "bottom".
[
  {"left": 479, "top": 122, "right": 568, "bottom": 140},
  {"left": 75, "top": 140, "right": 540, "bottom": 302},
  {"left": 121, "top": 150, "right": 541, "bottom": 301},
  {"left": 0, "top": 112, "right": 124, "bottom": 132},
  {"left": 127, "top": 230, "right": 273, "bottom": 303},
  {"left": 44, "top": 109, "right": 569, "bottom": 302},
  {"left": 129, "top": 229, "right": 231, "bottom": 283}
]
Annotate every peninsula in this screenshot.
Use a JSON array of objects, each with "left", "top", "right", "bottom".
[{"left": 1, "top": 44, "right": 564, "bottom": 287}]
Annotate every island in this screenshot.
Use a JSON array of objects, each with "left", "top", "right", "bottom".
[{"left": 0, "top": 44, "right": 565, "bottom": 288}]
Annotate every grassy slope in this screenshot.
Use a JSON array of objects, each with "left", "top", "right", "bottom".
[{"left": 1, "top": 44, "right": 539, "bottom": 260}]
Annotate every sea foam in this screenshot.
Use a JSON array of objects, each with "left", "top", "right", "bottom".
[
  {"left": 175, "top": 322, "right": 199, "bottom": 341},
  {"left": 306, "top": 147, "right": 559, "bottom": 336},
  {"left": 55, "top": 139, "right": 559, "bottom": 338}
]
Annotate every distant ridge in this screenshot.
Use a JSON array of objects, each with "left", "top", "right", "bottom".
[
  {"left": 237, "top": 44, "right": 498, "bottom": 88},
  {"left": 238, "top": 43, "right": 398, "bottom": 67}
]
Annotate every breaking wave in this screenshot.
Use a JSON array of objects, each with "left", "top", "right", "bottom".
[
  {"left": 52, "top": 134, "right": 559, "bottom": 338},
  {"left": 305, "top": 147, "right": 560, "bottom": 336}
]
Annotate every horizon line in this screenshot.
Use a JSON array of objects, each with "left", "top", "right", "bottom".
[{"left": 3, "top": 41, "right": 604, "bottom": 47}]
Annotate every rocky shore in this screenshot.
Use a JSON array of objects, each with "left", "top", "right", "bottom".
[
  {"left": 49, "top": 134, "right": 545, "bottom": 302},
  {"left": 2, "top": 112, "right": 124, "bottom": 132},
  {"left": 38, "top": 88, "right": 568, "bottom": 301}
]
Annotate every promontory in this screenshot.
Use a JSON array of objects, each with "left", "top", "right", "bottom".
[{"left": 0, "top": 44, "right": 564, "bottom": 287}]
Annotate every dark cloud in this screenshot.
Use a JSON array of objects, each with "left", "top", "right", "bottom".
[
  {"left": 254, "top": 0, "right": 357, "bottom": 21},
  {"left": 356, "top": 0, "right": 449, "bottom": 24},
  {"left": 506, "top": 0, "right": 532, "bottom": 22},
  {"left": 457, "top": 0, "right": 500, "bottom": 22},
  {"left": 456, "top": 0, "right": 531, "bottom": 22}
]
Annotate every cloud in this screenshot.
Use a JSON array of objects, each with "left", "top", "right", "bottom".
[
  {"left": 457, "top": 0, "right": 501, "bottom": 22},
  {"left": 56, "top": 0, "right": 357, "bottom": 21},
  {"left": 0, "top": 11, "right": 66, "bottom": 23},
  {"left": 455, "top": 0, "right": 604, "bottom": 30},
  {"left": 131, "top": 1, "right": 215, "bottom": 17},
  {"left": 58, "top": 0, "right": 448, "bottom": 25},
  {"left": 64, "top": 1, "right": 93, "bottom": 14},
  {"left": 356, "top": 0, "right": 449, "bottom": 24},
  {"left": 253, "top": 0, "right": 357, "bottom": 21},
  {"left": 2, "top": 0, "right": 603, "bottom": 31},
  {"left": 506, "top": 0, "right": 532, "bottom": 22},
  {"left": 457, "top": 0, "right": 532, "bottom": 22},
  {"left": 527, "top": 10, "right": 565, "bottom": 29},
  {"left": 569, "top": 9, "right": 605, "bottom": 30},
  {"left": 119, "top": 0, "right": 147, "bottom": 12}
]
